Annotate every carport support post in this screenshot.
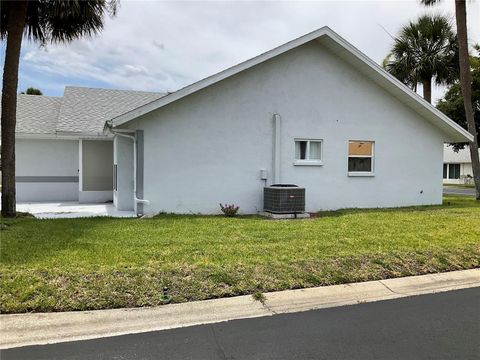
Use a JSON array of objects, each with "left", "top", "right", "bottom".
[{"left": 136, "top": 130, "right": 144, "bottom": 216}]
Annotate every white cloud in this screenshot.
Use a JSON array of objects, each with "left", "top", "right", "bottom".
[{"left": 16, "top": 0, "right": 480, "bottom": 101}]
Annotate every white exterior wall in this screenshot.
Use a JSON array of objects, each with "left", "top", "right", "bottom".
[
  {"left": 16, "top": 139, "right": 79, "bottom": 202},
  {"left": 113, "top": 135, "right": 134, "bottom": 210},
  {"left": 123, "top": 42, "right": 446, "bottom": 214}
]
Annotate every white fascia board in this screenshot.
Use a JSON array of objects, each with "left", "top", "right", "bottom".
[
  {"left": 15, "top": 132, "right": 113, "bottom": 140},
  {"left": 319, "top": 32, "right": 474, "bottom": 143},
  {"left": 111, "top": 26, "right": 473, "bottom": 143}
]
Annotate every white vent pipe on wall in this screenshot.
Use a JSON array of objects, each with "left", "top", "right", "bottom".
[{"left": 273, "top": 113, "right": 282, "bottom": 184}]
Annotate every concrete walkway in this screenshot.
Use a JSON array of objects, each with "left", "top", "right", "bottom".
[
  {"left": 15, "top": 202, "right": 136, "bottom": 219},
  {"left": 1, "top": 269, "right": 479, "bottom": 349}
]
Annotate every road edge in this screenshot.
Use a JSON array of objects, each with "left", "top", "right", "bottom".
[{"left": 1, "top": 268, "right": 479, "bottom": 349}]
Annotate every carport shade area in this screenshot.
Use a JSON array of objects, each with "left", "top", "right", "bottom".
[
  {"left": 15, "top": 138, "right": 114, "bottom": 204},
  {"left": 15, "top": 139, "right": 80, "bottom": 202},
  {"left": 79, "top": 140, "right": 114, "bottom": 203}
]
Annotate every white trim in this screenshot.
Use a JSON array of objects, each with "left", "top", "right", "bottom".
[
  {"left": 111, "top": 27, "right": 333, "bottom": 127},
  {"left": 348, "top": 172, "right": 376, "bottom": 177},
  {"left": 293, "top": 160, "right": 323, "bottom": 166},
  {"left": 15, "top": 133, "right": 112, "bottom": 140},
  {"left": 110, "top": 27, "right": 473, "bottom": 143},
  {"left": 443, "top": 163, "right": 461, "bottom": 180},
  {"left": 348, "top": 140, "right": 375, "bottom": 175},
  {"left": 294, "top": 138, "right": 323, "bottom": 163}
]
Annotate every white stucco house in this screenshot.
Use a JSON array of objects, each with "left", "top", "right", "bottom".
[
  {"left": 443, "top": 145, "right": 479, "bottom": 184},
  {"left": 10, "top": 27, "right": 474, "bottom": 215}
]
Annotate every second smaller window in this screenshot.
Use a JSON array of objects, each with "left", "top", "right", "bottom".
[{"left": 295, "top": 139, "right": 323, "bottom": 164}]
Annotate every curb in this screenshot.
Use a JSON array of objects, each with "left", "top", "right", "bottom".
[{"left": 1, "top": 269, "right": 479, "bottom": 349}]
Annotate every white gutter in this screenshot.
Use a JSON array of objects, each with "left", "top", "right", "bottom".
[{"left": 106, "top": 126, "right": 150, "bottom": 208}]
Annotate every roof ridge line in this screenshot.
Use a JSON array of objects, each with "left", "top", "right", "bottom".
[{"left": 64, "top": 85, "right": 166, "bottom": 95}]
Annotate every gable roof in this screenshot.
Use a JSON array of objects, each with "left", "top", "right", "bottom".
[
  {"left": 111, "top": 26, "right": 473, "bottom": 143},
  {"left": 10, "top": 86, "right": 165, "bottom": 137}
]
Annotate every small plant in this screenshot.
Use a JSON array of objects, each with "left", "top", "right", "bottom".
[
  {"left": 219, "top": 203, "right": 239, "bottom": 217},
  {"left": 252, "top": 291, "right": 266, "bottom": 304}
]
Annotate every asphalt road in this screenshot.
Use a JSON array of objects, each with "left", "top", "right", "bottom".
[
  {"left": 3, "top": 287, "right": 479, "bottom": 360},
  {"left": 443, "top": 186, "right": 476, "bottom": 196}
]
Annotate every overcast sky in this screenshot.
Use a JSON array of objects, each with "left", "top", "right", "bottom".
[{"left": 2, "top": 0, "right": 479, "bottom": 103}]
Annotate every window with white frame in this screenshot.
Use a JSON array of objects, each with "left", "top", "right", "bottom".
[
  {"left": 294, "top": 139, "right": 323, "bottom": 164},
  {"left": 348, "top": 140, "right": 374, "bottom": 174},
  {"left": 443, "top": 163, "right": 460, "bottom": 179}
]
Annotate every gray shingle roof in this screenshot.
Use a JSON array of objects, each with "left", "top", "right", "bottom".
[
  {"left": 15, "top": 95, "right": 62, "bottom": 134},
  {"left": 56, "top": 87, "right": 164, "bottom": 135},
  {"left": 9, "top": 86, "right": 165, "bottom": 136}
]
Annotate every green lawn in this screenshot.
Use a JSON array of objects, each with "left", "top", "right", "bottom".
[{"left": 1, "top": 195, "right": 479, "bottom": 313}]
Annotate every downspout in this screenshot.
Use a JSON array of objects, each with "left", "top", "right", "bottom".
[{"left": 104, "top": 122, "right": 150, "bottom": 210}]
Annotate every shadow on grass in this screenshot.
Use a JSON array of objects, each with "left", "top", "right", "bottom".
[
  {"left": 316, "top": 196, "right": 479, "bottom": 218},
  {"left": 0, "top": 217, "right": 111, "bottom": 266}
]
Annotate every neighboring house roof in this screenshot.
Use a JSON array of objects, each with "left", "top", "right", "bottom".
[
  {"left": 443, "top": 144, "right": 479, "bottom": 163},
  {"left": 111, "top": 26, "right": 473, "bottom": 143},
  {"left": 10, "top": 86, "right": 164, "bottom": 137}
]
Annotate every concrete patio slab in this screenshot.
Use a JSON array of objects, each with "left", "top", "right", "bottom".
[
  {"left": 1, "top": 269, "right": 478, "bottom": 349},
  {"left": 15, "top": 201, "right": 136, "bottom": 219}
]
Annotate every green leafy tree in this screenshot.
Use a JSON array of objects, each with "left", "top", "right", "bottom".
[
  {"left": 421, "top": 0, "right": 479, "bottom": 200},
  {"left": 1, "top": 0, "right": 118, "bottom": 217},
  {"left": 383, "top": 14, "right": 458, "bottom": 103},
  {"left": 437, "top": 46, "right": 480, "bottom": 151},
  {"left": 20, "top": 87, "right": 43, "bottom": 95}
]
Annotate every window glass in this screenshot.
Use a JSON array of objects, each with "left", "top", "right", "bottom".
[
  {"left": 443, "top": 164, "right": 448, "bottom": 179},
  {"left": 309, "top": 141, "right": 321, "bottom": 160},
  {"left": 455, "top": 164, "right": 460, "bottom": 178},
  {"left": 348, "top": 158, "right": 372, "bottom": 172},
  {"left": 448, "top": 164, "right": 460, "bottom": 179},
  {"left": 295, "top": 140, "right": 321, "bottom": 161},
  {"left": 348, "top": 141, "right": 374, "bottom": 173}
]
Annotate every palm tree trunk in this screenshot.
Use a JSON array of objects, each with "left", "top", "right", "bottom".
[
  {"left": 455, "top": 0, "right": 480, "bottom": 200},
  {"left": 422, "top": 80, "right": 432, "bottom": 103},
  {"left": 1, "top": 1, "right": 27, "bottom": 217}
]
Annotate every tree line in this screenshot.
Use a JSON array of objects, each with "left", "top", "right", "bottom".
[{"left": 384, "top": 1, "right": 479, "bottom": 198}]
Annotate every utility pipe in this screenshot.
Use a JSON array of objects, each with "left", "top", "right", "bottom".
[{"left": 273, "top": 113, "right": 281, "bottom": 184}]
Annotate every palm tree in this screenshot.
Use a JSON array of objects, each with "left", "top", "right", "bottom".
[
  {"left": 0, "top": 0, "right": 118, "bottom": 217},
  {"left": 383, "top": 14, "right": 458, "bottom": 103},
  {"left": 421, "top": 0, "right": 479, "bottom": 200}
]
